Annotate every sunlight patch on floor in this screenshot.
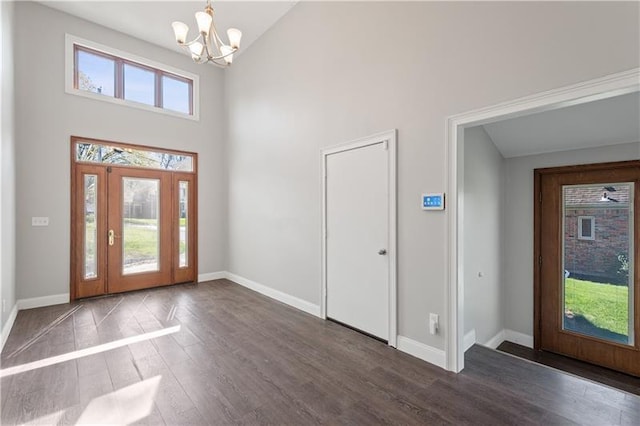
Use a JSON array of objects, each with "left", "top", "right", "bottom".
[{"left": 0, "top": 325, "right": 180, "bottom": 378}]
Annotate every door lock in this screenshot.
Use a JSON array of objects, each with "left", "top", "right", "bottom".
[
  {"left": 378, "top": 249, "right": 387, "bottom": 255},
  {"left": 108, "top": 229, "right": 115, "bottom": 246}
]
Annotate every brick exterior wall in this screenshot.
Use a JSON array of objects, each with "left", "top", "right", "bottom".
[{"left": 564, "top": 207, "right": 629, "bottom": 283}]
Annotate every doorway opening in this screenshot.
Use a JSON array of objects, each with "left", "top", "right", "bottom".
[
  {"left": 446, "top": 67, "right": 640, "bottom": 373},
  {"left": 70, "top": 137, "right": 197, "bottom": 299}
]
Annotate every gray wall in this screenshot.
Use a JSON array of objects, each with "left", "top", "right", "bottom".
[
  {"left": 503, "top": 141, "right": 640, "bottom": 337},
  {"left": 13, "top": 2, "right": 227, "bottom": 300},
  {"left": 1, "top": 0, "right": 16, "bottom": 330},
  {"left": 463, "top": 126, "right": 504, "bottom": 344},
  {"left": 225, "top": 1, "right": 640, "bottom": 349}
]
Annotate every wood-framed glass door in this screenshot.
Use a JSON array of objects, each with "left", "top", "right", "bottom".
[
  {"left": 535, "top": 160, "right": 639, "bottom": 376},
  {"left": 107, "top": 167, "right": 172, "bottom": 293},
  {"left": 71, "top": 137, "right": 197, "bottom": 299}
]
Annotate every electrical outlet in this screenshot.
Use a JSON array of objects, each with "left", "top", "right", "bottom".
[
  {"left": 32, "top": 217, "right": 49, "bottom": 227},
  {"left": 429, "top": 313, "right": 439, "bottom": 335}
]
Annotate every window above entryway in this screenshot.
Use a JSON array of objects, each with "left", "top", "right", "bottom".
[{"left": 65, "top": 34, "right": 199, "bottom": 120}]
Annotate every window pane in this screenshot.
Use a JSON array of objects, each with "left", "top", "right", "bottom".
[
  {"left": 76, "top": 142, "right": 194, "bottom": 172},
  {"left": 77, "top": 49, "right": 115, "bottom": 96},
  {"left": 562, "top": 183, "right": 634, "bottom": 346},
  {"left": 581, "top": 218, "right": 592, "bottom": 238},
  {"left": 179, "top": 181, "right": 189, "bottom": 268},
  {"left": 124, "top": 64, "right": 155, "bottom": 106},
  {"left": 162, "top": 76, "right": 190, "bottom": 114},
  {"left": 84, "top": 175, "right": 98, "bottom": 279},
  {"left": 122, "top": 178, "right": 160, "bottom": 275}
]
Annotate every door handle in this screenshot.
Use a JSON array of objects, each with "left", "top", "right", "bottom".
[
  {"left": 108, "top": 229, "right": 115, "bottom": 246},
  {"left": 378, "top": 249, "right": 387, "bottom": 255}
]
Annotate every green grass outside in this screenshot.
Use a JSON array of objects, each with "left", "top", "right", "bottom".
[
  {"left": 84, "top": 218, "right": 186, "bottom": 263},
  {"left": 564, "top": 277, "right": 629, "bottom": 336},
  {"left": 125, "top": 218, "right": 187, "bottom": 226}
]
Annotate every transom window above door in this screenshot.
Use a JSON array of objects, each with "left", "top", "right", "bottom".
[
  {"left": 74, "top": 140, "right": 195, "bottom": 172},
  {"left": 66, "top": 35, "right": 199, "bottom": 120}
]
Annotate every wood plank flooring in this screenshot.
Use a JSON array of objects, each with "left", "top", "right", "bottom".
[
  {"left": 497, "top": 341, "right": 640, "bottom": 396},
  {"left": 1, "top": 279, "right": 638, "bottom": 425}
]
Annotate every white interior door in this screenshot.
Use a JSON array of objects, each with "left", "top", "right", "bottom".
[{"left": 326, "top": 141, "right": 389, "bottom": 340}]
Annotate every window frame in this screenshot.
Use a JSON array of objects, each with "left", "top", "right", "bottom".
[
  {"left": 577, "top": 215, "right": 595, "bottom": 240},
  {"left": 66, "top": 34, "right": 199, "bottom": 121}
]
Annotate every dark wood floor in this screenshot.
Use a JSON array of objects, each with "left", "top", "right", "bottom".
[
  {"left": 1, "top": 280, "right": 638, "bottom": 425},
  {"left": 497, "top": 340, "right": 640, "bottom": 396}
]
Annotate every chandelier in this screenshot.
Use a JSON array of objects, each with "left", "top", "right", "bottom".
[{"left": 172, "top": 0, "right": 242, "bottom": 67}]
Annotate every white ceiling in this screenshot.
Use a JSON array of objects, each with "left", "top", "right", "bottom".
[
  {"left": 483, "top": 92, "right": 640, "bottom": 158},
  {"left": 38, "top": 1, "right": 297, "bottom": 60}
]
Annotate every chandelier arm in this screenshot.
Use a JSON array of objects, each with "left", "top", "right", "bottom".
[{"left": 209, "top": 22, "right": 225, "bottom": 50}]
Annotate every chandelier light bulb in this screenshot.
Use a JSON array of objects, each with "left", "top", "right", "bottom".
[
  {"left": 189, "top": 41, "right": 204, "bottom": 60},
  {"left": 195, "top": 11, "right": 212, "bottom": 35},
  {"left": 227, "top": 28, "right": 242, "bottom": 49},
  {"left": 172, "top": 22, "right": 189, "bottom": 44},
  {"left": 220, "top": 45, "right": 234, "bottom": 64}
]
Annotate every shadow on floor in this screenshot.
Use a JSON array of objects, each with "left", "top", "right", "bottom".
[{"left": 563, "top": 313, "right": 629, "bottom": 344}]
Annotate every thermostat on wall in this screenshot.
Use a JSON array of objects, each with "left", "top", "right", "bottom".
[{"left": 422, "top": 193, "right": 445, "bottom": 210}]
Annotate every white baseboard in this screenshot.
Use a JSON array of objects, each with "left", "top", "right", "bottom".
[
  {"left": 505, "top": 329, "right": 534, "bottom": 348},
  {"left": 1, "top": 304, "right": 18, "bottom": 351},
  {"left": 482, "top": 328, "right": 534, "bottom": 349},
  {"left": 396, "top": 335, "right": 446, "bottom": 370},
  {"left": 463, "top": 329, "right": 476, "bottom": 352},
  {"left": 197, "top": 271, "right": 226, "bottom": 282},
  {"left": 17, "top": 293, "right": 70, "bottom": 310},
  {"left": 225, "top": 272, "right": 321, "bottom": 318},
  {"left": 484, "top": 329, "right": 506, "bottom": 349}
]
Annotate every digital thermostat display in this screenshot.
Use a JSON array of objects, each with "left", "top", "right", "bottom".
[{"left": 422, "top": 193, "right": 445, "bottom": 210}]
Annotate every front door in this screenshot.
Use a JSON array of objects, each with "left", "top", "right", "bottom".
[
  {"left": 325, "top": 140, "right": 390, "bottom": 341},
  {"left": 71, "top": 138, "right": 197, "bottom": 299},
  {"left": 536, "top": 160, "right": 639, "bottom": 376}
]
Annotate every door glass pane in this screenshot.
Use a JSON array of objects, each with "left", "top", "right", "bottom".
[
  {"left": 124, "top": 63, "right": 155, "bottom": 106},
  {"left": 84, "top": 175, "right": 98, "bottom": 279},
  {"left": 179, "top": 181, "right": 188, "bottom": 268},
  {"left": 122, "top": 178, "right": 160, "bottom": 275},
  {"left": 562, "top": 183, "right": 634, "bottom": 345}
]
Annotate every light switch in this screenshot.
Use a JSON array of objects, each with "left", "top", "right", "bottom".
[{"left": 32, "top": 217, "right": 49, "bottom": 227}]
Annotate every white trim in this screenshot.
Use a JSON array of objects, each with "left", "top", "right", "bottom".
[
  {"left": 225, "top": 272, "right": 321, "bottom": 318},
  {"left": 446, "top": 67, "right": 640, "bottom": 373},
  {"left": 198, "top": 271, "right": 226, "bottom": 282},
  {"left": 484, "top": 330, "right": 506, "bottom": 349},
  {"left": 17, "top": 293, "right": 70, "bottom": 310},
  {"left": 1, "top": 304, "right": 18, "bottom": 351},
  {"left": 504, "top": 329, "right": 534, "bottom": 349},
  {"left": 397, "top": 336, "right": 446, "bottom": 370},
  {"left": 64, "top": 34, "right": 200, "bottom": 121},
  {"left": 463, "top": 329, "right": 476, "bottom": 352},
  {"left": 577, "top": 216, "right": 596, "bottom": 240},
  {"left": 320, "top": 129, "right": 398, "bottom": 348}
]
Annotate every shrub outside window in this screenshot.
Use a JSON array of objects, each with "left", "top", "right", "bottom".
[{"left": 66, "top": 35, "right": 198, "bottom": 120}]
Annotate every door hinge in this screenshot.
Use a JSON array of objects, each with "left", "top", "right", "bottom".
[{"left": 539, "top": 255, "right": 542, "bottom": 266}]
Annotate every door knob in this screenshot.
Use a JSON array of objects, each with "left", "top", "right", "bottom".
[{"left": 378, "top": 249, "right": 387, "bottom": 255}]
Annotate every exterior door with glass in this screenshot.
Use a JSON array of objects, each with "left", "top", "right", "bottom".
[
  {"left": 535, "top": 161, "right": 639, "bottom": 376},
  {"left": 72, "top": 138, "right": 197, "bottom": 299}
]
